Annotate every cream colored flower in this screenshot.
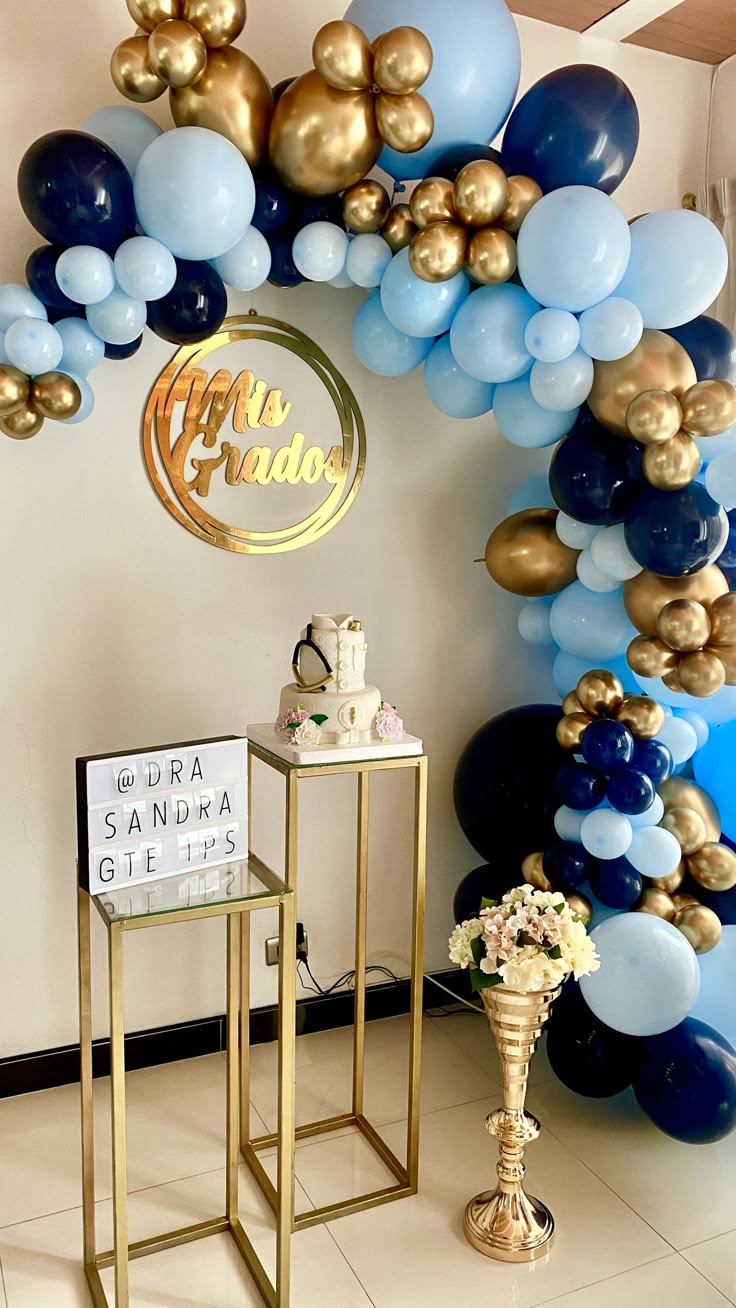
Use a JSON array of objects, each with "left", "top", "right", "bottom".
[
  {"left": 293, "top": 718, "right": 323, "bottom": 746},
  {"left": 448, "top": 918, "right": 484, "bottom": 968}
]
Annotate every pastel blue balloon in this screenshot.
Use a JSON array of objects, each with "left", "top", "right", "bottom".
[
  {"left": 0, "top": 283, "right": 47, "bottom": 330},
  {"left": 293, "top": 222, "right": 349, "bottom": 283},
  {"left": 115, "top": 236, "right": 177, "bottom": 301},
  {"left": 134, "top": 126, "right": 254, "bottom": 261},
  {"left": 694, "top": 721, "right": 736, "bottom": 841},
  {"left": 579, "top": 296, "right": 643, "bottom": 361},
  {"left": 556, "top": 512, "right": 598, "bottom": 550},
  {"left": 329, "top": 266, "right": 356, "bottom": 289},
  {"left": 581, "top": 913, "right": 700, "bottom": 1036},
  {"left": 530, "top": 348, "right": 594, "bottom": 412},
  {"left": 55, "top": 246, "right": 115, "bottom": 305},
  {"left": 56, "top": 318, "right": 105, "bottom": 375},
  {"left": 629, "top": 792, "right": 664, "bottom": 829},
  {"left": 616, "top": 210, "right": 728, "bottom": 329},
  {"left": 493, "top": 376, "right": 578, "bottom": 448},
  {"left": 0, "top": 331, "right": 8, "bottom": 365},
  {"left": 86, "top": 288, "right": 147, "bottom": 345},
  {"left": 627, "top": 824, "right": 683, "bottom": 878},
  {"left": 81, "top": 106, "right": 162, "bottom": 178},
  {"left": 590, "top": 523, "right": 642, "bottom": 581},
  {"left": 524, "top": 308, "right": 580, "bottom": 363},
  {"left": 451, "top": 284, "right": 540, "bottom": 383},
  {"left": 382, "top": 248, "right": 469, "bottom": 339},
  {"left": 691, "top": 926, "right": 736, "bottom": 1048},
  {"left": 673, "top": 709, "right": 709, "bottom": 751},
  {"left": 554, "top": 805, "right": 585, "bottom": 842},
  {"left": 581, "top": 808, "right": 633, "bottom": 860},
  {"left": 353, "top": 291, "right": 433, "bottom": 377},
  {"left": 517, "top": 186, "right": 631, "bottom": 312},
  {"left": 423, "top": 334, "right": 494, "bottom": 418},
  {"left": 343, "top": 0, "right": 521, "bottom": 181},
  {"left": 507, "top": 473, "right": 557, "bottom": 514},
  {"left": 346, "top": 234, "right": 392, "bottom": 289},
  {"left": 694, "top": 425, "right": 736, "bottom": 464},
  {"left": 552, "top": 649, "right": 640, "bottom": 698},
  {"left": 518, "top": 600, "right": 554, "bottom": 645},
  {"left": 211, "top": 226, "right": 271, "bottom": 291},
  {"left": 61, "top": 371, "right": 95, "bottom": 425},
  {"left": 705, "top": 451, "right": 736, "bottom": 510},
  {"left": 550, "top": 582, "right": 637, "bottom": 659},
  {"left": 656, "top": 715, "right": 698, "bottom": 766},
  {"left": 576, "top": 548, "right": 619, "bottom": 593},
  {"left": 634, "top": 672, "right": 736, "bottom": 726},
  {"left": 5, "top": 318, "right": 62, "bottom": 374}
]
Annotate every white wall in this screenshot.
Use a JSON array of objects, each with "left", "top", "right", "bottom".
[
  {"left": 0, "top": 1, "right": 712, "bottom": 1056},
  {"left": 706, "top": 57, "right": 736, "bottom": 182}
]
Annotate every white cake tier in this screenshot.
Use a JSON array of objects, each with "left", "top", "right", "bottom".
[{"left": 279, "top": 683, "right": 382, "bottom": 744}]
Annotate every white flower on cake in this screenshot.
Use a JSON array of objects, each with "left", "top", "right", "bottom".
[{"left": 293, "top": 718, "right": 323, "bottom": 746}]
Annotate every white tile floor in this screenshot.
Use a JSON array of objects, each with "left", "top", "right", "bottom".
[{"left": 0, "top": 1011, "right": 733, "bottom": 1306}]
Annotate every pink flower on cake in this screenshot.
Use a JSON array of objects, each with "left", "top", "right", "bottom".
[
  {"left": 375, "top": 703, "right": 404, "bottom": 741},
  {"left": 275, "top": 708, "right": 308, "bottom": 742}
]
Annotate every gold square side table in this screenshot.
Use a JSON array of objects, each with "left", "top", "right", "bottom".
[
  {"left": 241, "top": 737, "right": 428, "bottom": 1230},
  {"left": 77, "top": 860, "right": 296, "bottom": 1308}
]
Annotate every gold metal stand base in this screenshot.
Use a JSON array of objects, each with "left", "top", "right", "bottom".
[{"left": 464, "top": 1189, "right": 554, "bottom": 1263}]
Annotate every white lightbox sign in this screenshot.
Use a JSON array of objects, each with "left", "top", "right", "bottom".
[{"left": 76, "top": 736, "right": 248, "bottom": 894}]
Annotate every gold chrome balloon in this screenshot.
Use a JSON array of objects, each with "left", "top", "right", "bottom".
[
  {"left": 672, "top": 891, "right": 700, "bottom": 912},
  {"left": 565, "top": 889, "right": 593, "bottom": 925},
  {"left": 689, "top": 842, "right": 736, "bottom": 892},
  {"left": 172, "top": 46, "right": 273, "bottom": 169},
  {"left": 681, "top": 378, "right": 736, "bottom": 437},
  {"left": 148, "top": 19, "right": 207, "bottom": 89},
  {"left": 409, "top": 222, "right": 467, "bottom": 282},
  {"left": 662, "top": 667, "right": 684, "bottom": 692},
  {"left": 183, "top": 0, "right": 246, "bottom": 48},
  {"left": 717, "top": 643, "right": 736, "bottom": 685},
  {"left": 521, "top": 851, "right": 553, "bottom": 892},
  {"left": 312, "top": 20, "right": 373, "bottom": 91},
  {"left": 372, "top": 25, "right": 433, "bottom": 94},
  {"left": 657, "top": 599, "right": 712, "bottom": 652},
  {"left": 409, "top": 177, "right": 456, "bottom": 229},
  {"left": 625, "top": 389, "right": 683, "bottom": 444},
  {"left": 0, "top": 403, "right": 44, "bottom": 440},
  {"left": 484, "top": 508, "right": 580, "bottom": 598},
  {"left": 465, "top": 228, "right": 517, "bottom": 285},
  {"left": 634, "top": 888, "right": 676, "bottom": 922},
  {"left": 649, "top": 862, "right": 686, "bottom": 894},
  {"left": 624, "top": 567, "right": 729, "bottom": 636},
  {"left": 708, "top": 592, "right": 736, "bottom": 647},
  {"left": 660, "top": 806, "right": 707, "bottom": 856},
  {"left": 30, "top": 372, "right": 81, "bottom": 421},
  {"left": 659, "top": 777, "right": 721, "bottom": 841},
  {"left": 343, "top": 180, "right": 391, "bottom": 234},
  {"left": 677, "top": 649, "right": 727, "bottom": 698},
  {"left": 453, "top": 160, "right": 508, "bottom": 228},
  {"left": 381, "top": 204, "right": 417, "bottom": 253},
  {"left": 126, "top": 0, "right": 180, "bottom": 30},
  {"left": 499, "top": 175, "right": 542, "bottom": 235},
  {"left": 556, "top": 712, "right": 592, "bottom": 751},
  {"left": 576, "top": 669, "right": 624, "bottom": 718},
  {"left": 616, "top": 694, "right": 665, "bottom": 740},
  {"left": 375, "top": 90, "right": 433, "bottom": 154},
  {"left": 642, "top": 429, "right": 700, "bottom": 491},
  {"left": 0, "top": 365, "right": 29, "bottom": 417},
  {"left": 588, "top": 331, "right": 697, "bottom": 438},
  {"left": 111, "top": 35, "right": 166, "bottom": 101},
  {"left": 627, "top": 635, "right": 679, "bottom": 678},
  {"left": 562, "top": 691, "right": 583, "bottom": 715},
  {"left": 269, "top": 70, "right": 379, "bottom": 194},
  {"left": 675, "top": 903, "right": 722, "bottom": 954}
]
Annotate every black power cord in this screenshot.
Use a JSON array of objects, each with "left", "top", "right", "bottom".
[{"left": 297, "top": 957, "right": 402, "bottom": 997}]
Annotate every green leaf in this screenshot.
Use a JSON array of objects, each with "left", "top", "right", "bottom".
[
  {"left": 554, "top": 902, "right": 565, "bottom": 915},
  {"left": 310, "top": 714, "right": 328, "bottom": 725},
  {"left": 470, "top": 966, "right": 503, "bottom": 991},
  {"left": 287, "top": 720, "right": 302, "bottom": 730},
  {"left": 470, "top": 935, "right": 485, "bottom": 966},
  {"left": 547, "top": 945, "right": 562, "bottom": 960},
  {"left": 479, "top": 896, "right": 497, "bottom": 911}
]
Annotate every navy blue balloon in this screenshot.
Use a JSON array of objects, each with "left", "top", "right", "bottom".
[
  {"left": 147, "top": 259, "right": 227, "bottom": 345},
  {"left": 105, "top": 335, "right": 143, "bottom": 360},
  {"left": 252, "top": 176, "right": 295, "bottom": 235},
  {"left": 546, "top": 980, "right": 642, "bottom": 1097},
  {"left": 607, "top": 768, "right": 655, "bottom": 815},
  {"left": 502, "top": 65, "right": 639, "bottom": 195},
  {"left": 666, "top": 315, "right": 736, "bottom": 383},
  {"left": 542, "top": 840, "right": 593, "bottom": 888},
  {"left": 18, "top": 131, "right": 136, "bottom": 253},
  {"left": 633, "top": 1018, "right": 736, "bottom": 1144},
  {"left": 549, "top": 407, "right": 643, "bottom": 525},
  {"left": 299, "top": 195, "right": 345, "bottom": 229},
  {"left": 632, "top": 738, "right": 673, "bottom": 785},
  {"left": 690, "top": 880, "right": 736, "bottom": 924},
  {"left": 557, "top": 762, "right": 606, "bottom": 811},
  {"left": 432, "top": 143, "right": 506, "bottom": 181},
  {"left": 591, "top": 855, "right": 642, "bottom": 909},
  {"left": 46, "top": 304, "right": 85, "bottom": 324},
  {"left": 625, "top": 483, "right": 729, "bottom": 578},
  {"left": 453, "top": 864, "right": 519, "bottom": 923},
  {"left": 718, "top": 509, "right": 736, "bottom": 570},
  {"left": 25, "top": 245, "right": 79, "bottom": 313},
  {"left": 268, "top": 232, "right": 304, "bottom": 289},
  {"left": 582, "top": 719, "right": 634, "bottom": 773}
]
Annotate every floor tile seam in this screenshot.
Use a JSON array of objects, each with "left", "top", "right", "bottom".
[
  {"left": 533, "top": 1252, "right": 706, "bottom": 1308},
  {"left": 0, "top": 1252, "right": 7, "bottom": 1305},
  {"left": 322, "top": 1222, "right": 379, "bottom": 1307},
  {"left": 681, "top": 1226, "right": 736, "bottom": 1255},
  {"left": 680, "top": 1242, "right": 736, "bottom": 1306}
]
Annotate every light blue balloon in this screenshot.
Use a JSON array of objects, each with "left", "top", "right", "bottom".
[
  {"left": 5, "top": 318, "right": 62, "bottom": 374},
  {"left": 704, "top": 451, "right": 736, "bottom": 509},
  {"left": 292, "top": 222, "right": 349, "bottom": 283},
  {"left": 135, "top": 126, "right": 254, "bottom": 261},
  {"left": 673, "top": 709, "right": 709, "bottom": 751},
  {"left": 382, "top": 248, "right": 469, "bottom": 339},
  {"left": 518, "top": 600, "right": 554, "bottom": 646},
  {"left": 691, "top": 926, "right": 736, "bottom": 1049},
  {"left": 115, "top": 236, "right": 177, "bottom": 301},
  {"left": 579, "top": 296, "right": 643, "bottom": 361},
  {"left": 0, "top": 331, "right": 8, "bottom": 365},
  {"left": 353, "top": 291, "right": 433, "bottom": 377},
  {"left": 694, "top": 425, "right": 736, "bottom": 464},
  {"left": 423, "top": 334, "right": 494, "bottom": 418},
  {"left": 493, "top": 376, "right": 578, "bottom": 447},
  {"left": 81, "top": 106, "right": 162, "bottom": 178},
  {"left": 56, "top": 318, "right": 105, "bottom": 376},
  {"left": 616, "top": 210, "right": 728, "bottom": 329},
  {"left": 517, "top": 186, "right": 631, "bottom": 313},
  {"left": 346, "top": 234, "right": 392, "bottom": 289},
  {"left": 55, "top": 246, "right": 115, "bottom": 306},
  {"left": 554, "top": 805, "right": 585, "bottom": 842},
  {"left": 629, "top": 793, "right": 664, "bottom": 829},
  {"left": 556, "top": 513, "right": 598, "bottom": 550},
  {"left": 581, "top": 808, "right": 632, "bottom": 860},
  {"left": 524, "top": 308, "right": 580, "bottom": 363},
  {"left": 580, "top": 913, "right": 700, "bottom": 1036},
  {"left": 62, "top": 372, "right": 95, "bottom": 425},
  {"left": 634, "top": 672, "right": 736, "bottom": 726},
  {"left": 211, "top": 226, "right": 271, "bottom": 291},
  {"left": 329, "top": 266, "right": 356, "bottom": 289},
  {"left": 0, "top": 283, "right": 47, "bottom": 331},
  {"left": 530, "top": 348, "right": 594, "bottom": 412},
  {"left": 627, "top": 825, "right": 682, "bottom": 877},
  {"left": 549, "top": 582, "right": 637, "bottom": 660},
  {"left": 656, "top": 715, "right": 698, "bottom": 766},
  {"left": 694, "top": 721, "right": 736, "bottom": 841},
  {"left": 576, "top": 548, "right": 620, "bottom": 593},
  {"left": 450, "top": 284, "right": 540, "bottom": 383},
  {"left": 590, "top": 523, "right": 642, "bottom": 582},
  {"left": 343, "top": 0, "right": 521, "bottom": 181},
  {"left": 507, "top": 474, "right": 556, "bottom": 514},
  {"left": 552, "top": 649, "right": 640, "bottom": 698},
  {"left": 86, "top": 288, "right": 147, "bottom": 345}
]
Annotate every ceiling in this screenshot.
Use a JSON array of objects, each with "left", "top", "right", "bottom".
[{"left": 509, "top": 0, "right": 736, "bottom": 63}]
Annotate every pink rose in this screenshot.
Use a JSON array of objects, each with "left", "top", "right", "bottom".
[{"left": 375, "top": 704, "right": 404, "bottom": 741}]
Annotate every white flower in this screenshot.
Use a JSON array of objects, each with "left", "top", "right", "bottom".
[
  {"left": 448, "top": 918, "right": 484, "bottom": 968},
  {"left": 293, "top": 718, "right": 323, "bottom": 746}
]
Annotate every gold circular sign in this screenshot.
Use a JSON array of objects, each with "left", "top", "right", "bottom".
[{"left": 142, "top": 313, "right": 366, "bottom": 553}]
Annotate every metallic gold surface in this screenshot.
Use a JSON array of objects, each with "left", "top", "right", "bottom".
[
  {"left": 709, "top": 592, "right": 736, "bottom": 647},
  {"left": 677, "top": 648, "right": 726, "bottom": 697},
  {"left": 565, "top": 889, "right": 593, "bottom": 925},
  {"left": 627, "top": 634, "right": 680, "bottom": 678},
  {"left": 343, "top": 179, "right": 391, "bottom": 233},
  {"left": 183, "top": 0, "right": 246, "bottom": 47},
  {"left": 30, "top": 371, "right": 81, "bottom": 420},
  {"left": 485, "top": 508, "right": 580, "bottom": 598},
  {"left": 0, "top": 364, "right": 29, "bottom": 416},
  {"left": 660, "top": 806, "right": 707, "bottom": 856},
  {"left": 689, "top": 841, "right": 736, "bottom": 892},
  {"left": 269, "top": 69, "right": 379, "bottom": 194},
  {"left": 375, "top": 90, "right": 433, "bottom": 154},
  {"left": 372, "top": 25, "right": 433, "bottom": 94},
  {"left": 672, "top": 891, "right": 700, "bottom": 912},
  {"left": 657, "top": 599, "right": 712, "bottom": 652},
  {"left": 588, "top": 331, "right": 697, "bottom": 438},
  {"left": 171, "top": 46, "right": 272, "bottom": 168},
  {"left": 561, "top": 691, "right": 583, "bottom": 715},
  {"left": 500, "top": 175, "right": 543, "bottom": 235},
  {"left": 659, "top": 777, "right": 721, "bottom": 841},
  {"left": 453, "top": 160, "right": 508, "bottom": 228},
  {"left": 624, "top": 567, "right": 729, "bottom": 636},
  {"left": 466, "top": 228, "right": 517, "bottom": 285},
  {"left": 148, "top": 19, "right": 207, "bottom": 88},
  {"left": 642, "top": 429, "right": 701, "bottom": 490},
  {"left": 718, "top": 643, "right": 736, "bottom": 685},
  {"left": 649, "top": 862, "right": 686, "bottom": 894},
  {"left": 675, "top": 902, "right": 722, "bottom": 954},
  {"left": 634, "top": 888, "right": 676, "bottom": 921},
  {"left": 521, "top": 851, "right": 553, "bottom": 892},
  {"left": 681, "top": 378, "right": 736, "bottom": 437},
  {"left": 0, "top": 402, "right": 44, "bottom": 439},
  {"left": 381, "top": 203, "right": 417, "bottom": 252},
  {"left": 126, "top": 0, "right": 179, "bottom": 30},
  {"left": 576, "top": 669, "right": 624, "bottom": 718},
  {"left": 556, "top": 712, "right": 592, "bottom": 751},
  {"left": 616, "top": 693, "right": 665, "bottom": 740},
  {"left": 312, "top": 20, "right": 373, "bottom": 91},
  {"left": 409, "top": 177, "right": 456, "bottom": 229},
  {"left": 111, "top": 35, "right": 166, "bottom": 102},
  {"left": 409, "top": 221, "right": 467, "bottom": 282},
  {"left": 626, "top": 389, "right": 683, "bottom": 444}
]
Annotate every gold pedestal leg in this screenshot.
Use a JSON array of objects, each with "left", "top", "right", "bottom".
[
  {"left": 226, "top": 914, "right": 241, "bottom": 1224},
  {"left": 277, "top": 892, "right": 296, "bottom": 1299},
  {"left": 78, "top": 888, "right": 96, "bottom": 1271},
  {"left": 109, "top": 924, "right": 129, "bottom": 1305},
  {"left": 407, "top": 758, "right": 427, "bottom": 1190},
  {"left": 353, "top": 773, "right": 369, "bottom": 1117}
]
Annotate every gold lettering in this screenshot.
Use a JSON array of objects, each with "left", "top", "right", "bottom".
[
  {"left": 270, "top": 432, "right": 305, "bottom": 483},
  {"left": 260, "top": 388, "right": 292, "bottom": 429},
  {"left": 191, "top": 446, "right": 229, "bottom": 496},
  {"left": 241, "top": 446, "right": 273, "bottom": 485},
  {"left": 324, "top": 446, "right": 346, "bottom": 484},
  {"left": 301, "top": 447, "right": 326, "bottom": 485}
]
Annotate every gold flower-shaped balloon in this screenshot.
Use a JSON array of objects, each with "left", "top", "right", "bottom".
[
  {"left": 625, "top": 377, "right": 736, "bottom": 492},
  {"left": 627, "top": 592, "right": 736, "bottom": 698},
  {"left": 341, "top": 181, "right": 420, "bottom": 256},
  {"left": 556, "top": 669, "right": 665, "bottom": 751},
  {"left": 0, "top": 363, "right": 81, "bottom": 441}
]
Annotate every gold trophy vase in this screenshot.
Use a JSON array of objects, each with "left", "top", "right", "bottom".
[{"left": 464, "top": 983, "right": 561, "bottom": 1263}]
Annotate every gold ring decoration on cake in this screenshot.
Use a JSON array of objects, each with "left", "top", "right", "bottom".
[{"left": 291, "top": 623, "right": 335, "bottom": 693}]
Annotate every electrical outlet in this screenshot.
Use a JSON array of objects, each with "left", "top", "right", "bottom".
[{"left": 265, "top": 922, "right": 308, "bottom": 966}]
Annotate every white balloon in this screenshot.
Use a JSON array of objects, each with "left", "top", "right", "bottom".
[
  {"left": 556, "top": 511, "right": 598, "bottom": 550},
  {"left": 590, "top": 524, "right": 642, "bottom": 581}
]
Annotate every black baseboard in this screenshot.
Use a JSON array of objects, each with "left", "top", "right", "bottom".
[{"left": 0, "top": 969, "right": 467, "bottom": 1100}]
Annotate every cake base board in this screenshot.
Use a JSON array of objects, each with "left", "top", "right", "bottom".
[{"left": 247, "top": 723, "right": 424, "bottom": 766}]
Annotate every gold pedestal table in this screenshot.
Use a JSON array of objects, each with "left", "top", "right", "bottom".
[{"left": 77, "top": 860, "right": 296, "bottom": 1308}]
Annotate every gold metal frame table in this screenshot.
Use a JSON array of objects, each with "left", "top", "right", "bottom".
[
  {"left": 77, "top": 860, "right": 296, "bottom": 1308},
  {"left": 242, "top": 732, "right": 428, "bottom": 1230}
]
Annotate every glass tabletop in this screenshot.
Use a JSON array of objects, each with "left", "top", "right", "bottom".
[{"left": 94, "top": 858, "right": 288, "bottom": 923}]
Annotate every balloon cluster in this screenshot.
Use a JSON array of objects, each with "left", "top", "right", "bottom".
[
  {"left": 628, "top": 592, "right": 736, "bottom": 698},
  {"left": 624, "top": 377, "right": 736, "bottom": 493}
]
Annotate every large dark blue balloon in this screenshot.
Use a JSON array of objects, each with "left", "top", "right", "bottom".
[
  {"left": 432, "top": 143, "right": 506, "bottom": 181},
  {"left": 546, "top": 980, "right": 642, "bottom": 1097},
  {"left": 25, "top": 245, "right": 79, "bottom": 314},
  {"left": 299, "top": 195, "right": 345, "bottom": 229},
  {"left": 625, "top": 483, "right": 729, "bottom": 577},
  {"left": 591, "top": 855, "right": 642, "bottom": 909},
  {"left": 105, "top": 335, "right": 143, "bottom": 360},
  {"left": 556, "top": 762, "right": 606, "bottom": 811},
  {"left": 666, "top": 315, "right": 736, "bottom": 383},
  {"left": 581, "top": 720, "right": 634, "bottom": 773},
  {"left": 634, "top": 1018, "right": 736, "bottom": 1143},
  {"left": 453, "top": 864, "right": 520, "bottom": 923},
  {"left": 718, "top": 509, "right": 736, "bottom": 570},
  {"left": 18, "top": 131, "right": 136, "bottom": 253},
  {"left": 454, "top": 705, "right": 567, "bottom": 867},
  {"left": 252, "top": 176, "right": 295, "bottom": 235},
  {"left": 632, "top": 739, "right": 673, "bottom": 786},
  {"left": 543, "top": 841, "right": 593, "bottom": 888},
  {"left": 549, "top": 407, "right": 643, "bottom": 525},
  {"left": 607, "top": 768, "right": 655, "bottom": 815},
  {"left": 147, "top": 260, "right": 227, "bottom": 345},
  {"left": 268, "top": 232, "right": 304, "bottom": 289},
  {"left": 502, "top": 65, "right": 639, "bottom": 195}
]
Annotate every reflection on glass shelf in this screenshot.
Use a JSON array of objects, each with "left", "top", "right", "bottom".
[{"left": 96, "top": 859, "right": 280, "bottom": 921}]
